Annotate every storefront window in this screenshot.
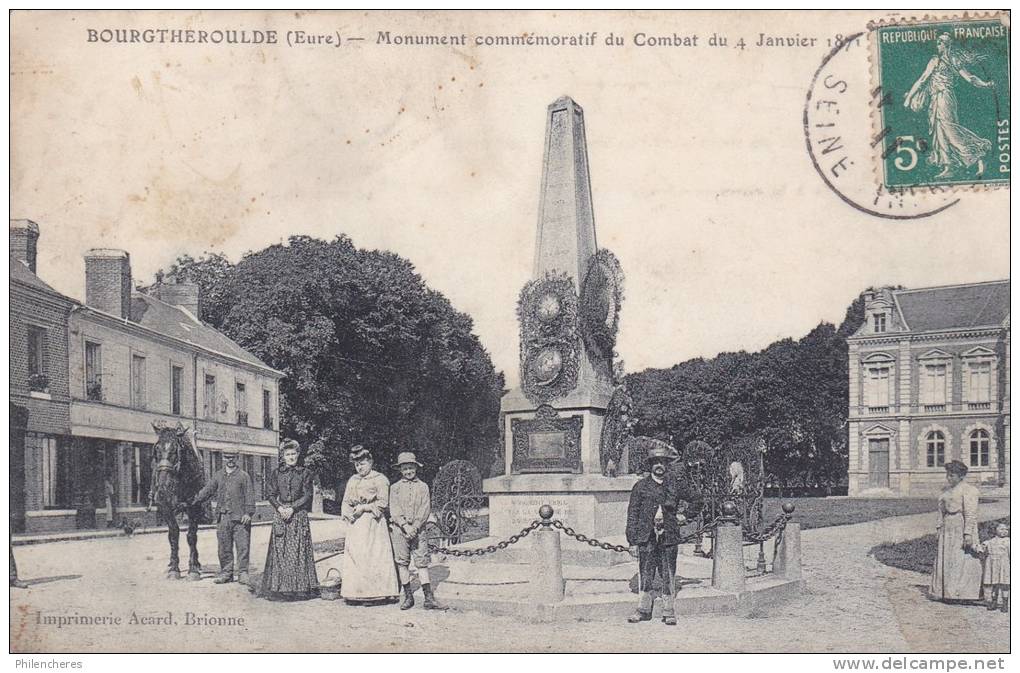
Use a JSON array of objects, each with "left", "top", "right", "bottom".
[
  {"left": 129, "top": 443, "right": 154, "bottom": 506},
  {"left": 39, "top": 435, "right": 59, "bottom": 507}
]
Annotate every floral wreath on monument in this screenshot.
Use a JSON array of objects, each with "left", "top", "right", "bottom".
[
  {"left": 517, "top": 271, "right": 581, "bottom": 404},
  {"left": 579, "top": 249, "right": 625, "bottom": 361}
]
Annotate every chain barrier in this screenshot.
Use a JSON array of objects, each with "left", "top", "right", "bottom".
[
  {"left": 550, "top": 520, "right": 630, "bottom": 553},
  {"left": 550, "top": 517, "right": 724, "bottom": 552},
  {"left": 429, "top": 519, "right": 542, "bottom": 557},
  {"left": 427, "top": 508, "right": 793, "bottom": 558},
  {"left": 741, "top": 512, "right": 793, "bottom": 545}
]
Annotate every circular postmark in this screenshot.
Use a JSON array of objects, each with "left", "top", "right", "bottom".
[{"left": 804, "top": 31, "right": 960, "bottom": 219}]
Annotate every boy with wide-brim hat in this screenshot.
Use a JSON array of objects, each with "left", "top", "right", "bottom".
[
  {"left": 625, "top": 443, "right": 698, "bottom": 625},
  {"left": 389, "top": 451, "right": 446, "bottom": 610}
]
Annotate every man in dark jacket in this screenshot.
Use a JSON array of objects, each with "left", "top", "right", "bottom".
[
  {"left": 187, "top": 450, "right": 256, "bottom": 585},
  {"left": 625, "top": 445, "right": 700, "bottom": 625}
]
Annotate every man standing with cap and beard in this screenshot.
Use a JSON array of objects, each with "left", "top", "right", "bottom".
[{"left": 626, "top": 444, "right": 700, "bottom": 625}]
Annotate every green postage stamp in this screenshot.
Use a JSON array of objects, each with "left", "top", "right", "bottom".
[{"left": 872, "top": 15, "right": 1010, "bottom": 189}]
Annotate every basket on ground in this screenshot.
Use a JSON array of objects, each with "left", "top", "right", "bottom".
[{"left": 319, "top": 567, "right": 342, "bottom": 600}]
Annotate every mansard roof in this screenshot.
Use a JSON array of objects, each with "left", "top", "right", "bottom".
[{"left": 893, "top": 280, "right": 1009, "bottom": 332}]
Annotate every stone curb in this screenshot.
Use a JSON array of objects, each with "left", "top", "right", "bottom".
[{"left": 438, "top": 577, "right": 804, "bottom": 622}]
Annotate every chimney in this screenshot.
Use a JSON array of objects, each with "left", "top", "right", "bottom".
[
  {"left": 155, "top": 279, "right": 202, "bottom": 321},
  {"left": 85, "top": 249, "right": 132, "bottom": 319},
  {"left": 861, "top": 289, "right": 875, "bottom": 306},
  {"left": 10, "top": 219, "right": 40, "bottom": 273}
]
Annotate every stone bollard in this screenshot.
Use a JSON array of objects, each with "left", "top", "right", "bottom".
[
  {"left": 530, "top": 505, "right": 565, "bottom": 603},
  {"left": 711, "top": 502, "right": 746, "bottom": 594},
  {"left": 773, "top": 522, "right": 802, "bottom": 580}
]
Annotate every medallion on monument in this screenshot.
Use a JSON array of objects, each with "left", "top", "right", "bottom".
[
  {"left": 580, "top": 249, "right": 624, "bottom": 362},
  {"left": 517, "top": 272, "right": 581, "bottom": 404},
  {"left": 510, "top": 405, "right": 584, "bottom": 474}
]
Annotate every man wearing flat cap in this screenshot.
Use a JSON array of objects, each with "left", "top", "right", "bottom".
[
  {"left": 625, "top": 444, "right": 700, "bottom": 625},
  {"left": 390, "top": 451, "right": 445, "bottom": 610}
]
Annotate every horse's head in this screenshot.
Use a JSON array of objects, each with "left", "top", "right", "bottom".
[
  {"left": 152, "top": 421, "right": 182, "bottom": 469},
  {"left": 151, "top": 421, "right": 205, "bottom": 506}
]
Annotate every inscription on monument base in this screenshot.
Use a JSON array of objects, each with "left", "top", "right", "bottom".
[
  {"left": 507, "top": 496, "right": 579, "bottom": 531},
  {"left": 528, "top": 431, "right": 566, "bottom": 459}
]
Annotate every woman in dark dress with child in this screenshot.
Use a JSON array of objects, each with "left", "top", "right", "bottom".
[{"left": 258, "top": 439, "right": 319, "bottom": 600}]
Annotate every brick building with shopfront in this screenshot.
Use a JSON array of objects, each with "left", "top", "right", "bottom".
[
  {"left": 10, "top": 220, "right": 76, "bottom": 533},
  {"left": 847, "top": 281, "right": 1010, "bottom": 497},
  {"left": 10, "top": 221, "right": 285, "bottom": 532}
]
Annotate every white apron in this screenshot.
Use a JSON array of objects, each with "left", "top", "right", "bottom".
[{"left": 339, "top": 471, "right": 399, "bottom": 600}]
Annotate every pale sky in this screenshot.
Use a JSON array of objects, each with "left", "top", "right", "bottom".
[{"left": 11, "top": 11, "right": 1010, "bottom": 387}]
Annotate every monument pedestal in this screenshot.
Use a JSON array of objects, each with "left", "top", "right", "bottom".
[
  {"left": 484, "top": 473, "right": 639, "bottom": 540},
  {"left": 485, "top": 386, "right": 638, "bottom": 543}
]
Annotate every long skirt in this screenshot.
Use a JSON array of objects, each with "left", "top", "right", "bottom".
[
  {"left": 930, "top": 512, "right": 983, "bottom": 601},
  {"left": 340, "top": 513, "right": 399, "bottom": 601},
  {"left": 928, "top": 86, "right": 992, "bottom": 169},
  {"left": 259, "top": 510, "right": 319, "bottom": 597}
]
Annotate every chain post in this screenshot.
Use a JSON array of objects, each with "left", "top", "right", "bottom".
[{"left": 531, "top": 505, "right": 564, "bottom": 603}]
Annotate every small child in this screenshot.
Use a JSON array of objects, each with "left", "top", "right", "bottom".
[{"left": 981, "top": 523, "right": 1010, "bottom": 612}]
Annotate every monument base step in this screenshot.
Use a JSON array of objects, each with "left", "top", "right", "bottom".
[
  {"left": 437, "top": 555, "right": 713, "bottom": 596},
  {"left": 431, "top": 570, "right": 803, "bottom": 622}
]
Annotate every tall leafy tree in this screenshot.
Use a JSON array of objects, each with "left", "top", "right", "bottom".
[
  {"left": 627, "top": 293, "right": 869, "bottom": 490},
  {"left": 152, "top": 236, "right": 504, "bottom": 489}
]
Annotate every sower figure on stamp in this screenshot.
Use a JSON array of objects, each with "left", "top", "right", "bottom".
[
  {"left": 904, "top": 32, "right": 995, "bottom": 179},
  {"left": 390, "top": 452, "right": 446, "bottom": 611},
  {"left": 626, "top": 445, "right": 699, "bottom": 626},
  {"left": 186, "top": 449, "right": 256, "bottom": 585}
]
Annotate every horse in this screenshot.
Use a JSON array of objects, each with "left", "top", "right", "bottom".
[{"left": 148, "top": 421, "right": 207, "bottom": 580}]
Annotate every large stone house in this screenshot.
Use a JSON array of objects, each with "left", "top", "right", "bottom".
[{"left": 847, "top": 281, "right": 1009, "bottom": 497}]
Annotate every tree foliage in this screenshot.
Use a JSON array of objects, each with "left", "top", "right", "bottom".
[
  {"left": 146, "top": 251, "right": 235, "bottom": 325},
  {"left": 153, "top": 236, "right": 504, "bottom": 489},
  {"left": 626, "top": 294, "right": 869, "bottom": 489}
]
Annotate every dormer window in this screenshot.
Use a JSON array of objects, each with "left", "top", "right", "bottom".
[{"left": 874, "top": 313, "right": 887, "bottom": 333}]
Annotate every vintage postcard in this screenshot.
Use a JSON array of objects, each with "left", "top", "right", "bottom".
[{"left": 8, "top": 10, "right": 1010, "bottom": 659}]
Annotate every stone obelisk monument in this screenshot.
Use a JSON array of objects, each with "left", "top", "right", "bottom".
[{"left": 483, "top": 96, "right": 636, "bottom": 544}]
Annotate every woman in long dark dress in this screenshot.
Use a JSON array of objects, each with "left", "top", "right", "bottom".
[{"left": 258, "top": 439, "right": 319, "bottom": 600}]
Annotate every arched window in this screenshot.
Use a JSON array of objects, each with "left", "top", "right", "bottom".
[
  {"left": 969, "top": 430, "right": 990, "bottom": 467},
  {"left": 926, "top": 431, "right": 946, "bottom": 468}
]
